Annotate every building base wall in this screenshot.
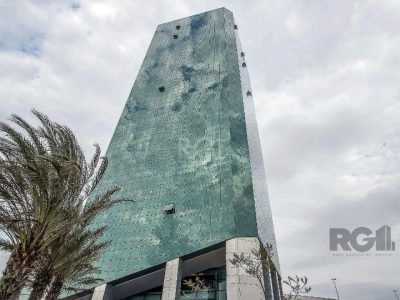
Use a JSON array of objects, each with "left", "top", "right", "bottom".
[
  {"left": 226, "top": 237, "right": 271, "bottom": 300},
  {"left": 84, "top": 237, "right": 279, "bottom": 300},
  {"left": 91, "top": 284, "right": 113, "bottom": 300}
]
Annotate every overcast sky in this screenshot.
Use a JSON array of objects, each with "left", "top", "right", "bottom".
[{"left": 1, "top": 1, "right": 400, "bottom": 299}]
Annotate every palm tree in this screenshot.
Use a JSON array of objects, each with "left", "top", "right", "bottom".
[
  {"left": 29, "top": 226, "right": 108, "bottom": 300},
  {"left": 0, "top": 110, "right": 125, "bottom": 299},
  {"left": 28, "top": 188, "right": 126, "bottom": 300}
]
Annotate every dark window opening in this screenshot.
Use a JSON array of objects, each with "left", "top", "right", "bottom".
[
  {"left": 173, "top": 34, "right": 178, "bottom": 39},
  {"left": 234, "top": 24, "right": 238, "bottom": 30},
  {"left": 242, "top": 62, "right": 247, "bottom": 67},
  {"left": 164, "top": 203, "right": 175, "bottom": 214},
  {"left": 246, "top": 91, "right": 252, "bottom": 96},
  {"left": 159, "top": 86, "right": 165, "bottom": 92},
  {"left": 176, "top": 25, "right": 181, "bottom": 30}
]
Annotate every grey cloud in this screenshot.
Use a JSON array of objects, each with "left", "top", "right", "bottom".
[
  {"left": 263, "top": 107, "right": 377, "bottom": 181},
  {"left": 278, "top": 179, "right": 400, "bottom": 299}
]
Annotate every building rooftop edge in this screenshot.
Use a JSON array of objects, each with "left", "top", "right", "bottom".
[{"left": 157, "top": 7, "right": 233, "bottom": 27}]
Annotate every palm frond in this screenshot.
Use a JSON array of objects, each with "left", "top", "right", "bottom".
[{"left": 0, "top": 110, "right": 126, "bottom": 300}]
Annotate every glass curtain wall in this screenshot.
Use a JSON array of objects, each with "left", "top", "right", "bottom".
[
  {"left": 180, "top": 266, "right": 226, "bottom": 300},
  {"left": 122, "top": 266, "right": 226, "bottom": 300}
]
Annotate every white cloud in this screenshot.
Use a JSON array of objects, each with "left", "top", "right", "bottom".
[
  {"left": 285, "top": 12, "right": 307, "bottom": 37},
  {"left": 88, "top": 2, "right": 117, "bottom": 19}
]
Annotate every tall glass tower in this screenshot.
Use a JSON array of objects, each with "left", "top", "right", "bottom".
[{"left": 73, "top": 7, "right": 282, "bottom": 300}]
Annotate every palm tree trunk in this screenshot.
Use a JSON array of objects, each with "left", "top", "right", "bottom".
[
  {"left": 28, "top": 285, "right": 47, "bottom": 300},
  {"left": 0, "top": 252, "right": 33, "bottom": 300},
  {"left": 45, "top": 279, "right": 63, "bottom": 300},
  {"left": 28, "top": 269, "right": 52, "bottom": 300}
]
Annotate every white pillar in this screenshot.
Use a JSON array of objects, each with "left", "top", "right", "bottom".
[
  {"left": 91, "top": 284, "right": 113, "bottom": 300},
  {"left": 271, "top": 270, "right": 281, "bottom": 300},
  {"left": 226, "top": 237, "right": 266, "bottom": 300},
  {"left": 161, "top": 258, "right": 182, "bottom": 300},
  {"left": 278, "top": 275, "right": 283, "bottom": 299},
  {"left": 264, "top": 267, "right": 275, "bottom": 300}
]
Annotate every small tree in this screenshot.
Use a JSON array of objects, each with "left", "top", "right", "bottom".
[
  {"left": 229, "top": 244, "right": 311, "bottom": 300},
  {"left": 229, "top": 244, "right": 274, "bottom": 299},
  {"left": 182, "top": 273, "right": 211, "bottom": 296},
  {"left": 283, "top": 275, "right": 311, "bottom": 300}
]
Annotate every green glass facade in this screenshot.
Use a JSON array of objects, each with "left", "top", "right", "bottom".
[{"left": 89, "top": 7, "right": 278, "bottom": 284}]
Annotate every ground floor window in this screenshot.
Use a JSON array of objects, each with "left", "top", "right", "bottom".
[
  {"left": 122, "top": 265, "right": 226, "bottom": 300},
  {"left": 179, "top": 266, "right": 226, "bottom": 300},
  {"left": 122, "top": 286, "right": 162, "bottom": 300}
]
